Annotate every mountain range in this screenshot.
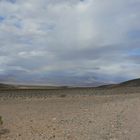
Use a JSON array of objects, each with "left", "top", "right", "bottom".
[{"left": 0, "top": 78, "right": 140, "bottom": 89}]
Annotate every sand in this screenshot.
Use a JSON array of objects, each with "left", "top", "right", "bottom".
[{"left": 0, "top": 92, "right": 140, "bottom": 140}]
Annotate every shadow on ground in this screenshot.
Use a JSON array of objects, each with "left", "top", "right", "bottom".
[{"left": 0, "top": 129, "right": 10, "bottom": 137}]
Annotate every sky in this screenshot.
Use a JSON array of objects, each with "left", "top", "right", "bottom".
[{"left": 0, "top": 0, "right": 140, "bottom": 86}]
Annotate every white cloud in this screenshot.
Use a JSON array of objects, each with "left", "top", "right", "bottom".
[{"left": 0, "top": 0, "right": 140, "bottom": 85}]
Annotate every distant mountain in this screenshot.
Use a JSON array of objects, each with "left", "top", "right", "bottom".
[
  {"left": 0, "top": 78, "right": 140, "bottom": 89},
  {"left": 97, "top": 78, "right": 140, "bottom": 89},
  {"left": 0, "top": 83, "right": 62, "bottom": 89},
  {"left": 0, "top": 83, "right": 16, "bottom": 89},
  {"left": 119, "top": 78, "right": 140, "bottom": 87},
  {"left": 96, "top": 84, "right": 117, "bottom": 89}
]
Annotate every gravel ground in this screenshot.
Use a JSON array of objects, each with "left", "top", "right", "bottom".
[{"left": 0, "top": 91, "right": 140, "bottom": 140}]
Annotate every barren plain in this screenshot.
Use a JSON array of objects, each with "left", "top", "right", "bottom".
[{"left": 0, "top": 87, "right": 140, "bottom": 140}]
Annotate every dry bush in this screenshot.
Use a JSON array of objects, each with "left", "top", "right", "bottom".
[
  {"left": 0, "top": 116, "right": 3, "bottom": 126},
  {"left": 60, "top": 94, "right": 67, "bottom": 98}
]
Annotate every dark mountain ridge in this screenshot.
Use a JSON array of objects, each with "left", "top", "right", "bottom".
[
  {"left": 0, "top": 78, "right": 140, "bottom": 89},
  {"left": 97, "top": 78, "right": 140, "bottom": 89},
  {"left": 0, "top": 83, "right": 17, "bottom": 89},
  {"left": 119, "top": 78, "right": 140, "bottom": 87}
]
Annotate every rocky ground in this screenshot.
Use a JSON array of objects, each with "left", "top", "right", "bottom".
[{"left": 0, "top": 90, "right": 140, "bottom": 140}]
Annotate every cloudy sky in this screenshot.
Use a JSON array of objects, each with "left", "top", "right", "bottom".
[{"left": 0, "top": 0, "right": 140, "bottom": 86}]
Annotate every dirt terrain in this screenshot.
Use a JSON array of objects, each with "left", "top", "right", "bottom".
[{"left": 0, "top": 87, "right": 140, "bottom": 140}]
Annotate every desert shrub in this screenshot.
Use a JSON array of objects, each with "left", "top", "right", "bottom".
[
  {"left": 60, "top": 94, "right": 67, "bottom": 98},
  {"left": 0, "top": 116, "right": 3, "bottom": 125}
]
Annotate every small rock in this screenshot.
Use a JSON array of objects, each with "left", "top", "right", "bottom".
[{"left": 52, "top": 118, "right": 57, "bottom": 121}]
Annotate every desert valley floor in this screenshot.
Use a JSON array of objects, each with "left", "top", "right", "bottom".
[{"left": 0, "top": 88, "right": 140, "bottom": 140}]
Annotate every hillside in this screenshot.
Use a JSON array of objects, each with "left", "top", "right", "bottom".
[
  {"left": 97, "top": 78, "right": 140, "bottom": 89},
  {"left": 119, "top": 78, "right": 140, "bottom": 87},
  {"left": 0, "top": 83, "right": 16, "bottom": 89}
]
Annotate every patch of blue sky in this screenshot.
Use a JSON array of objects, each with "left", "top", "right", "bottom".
[
  {"left": 127, "top": 49, "right": 140, "bottom": 56},
  {"left": 127, "top": 30, "right": 140, "bottom": 40},
  {"left": 6, "top": 0, "right": 16, "bottom": 4},
  {"left": 13, "top": 21, "right": 22, "bottom": 29},
  {"left": 0, "top": 16, "right": 5, "bottom": 22},
  {"left": 9, "top": 15, "right": 23, "bottom": 29}
]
